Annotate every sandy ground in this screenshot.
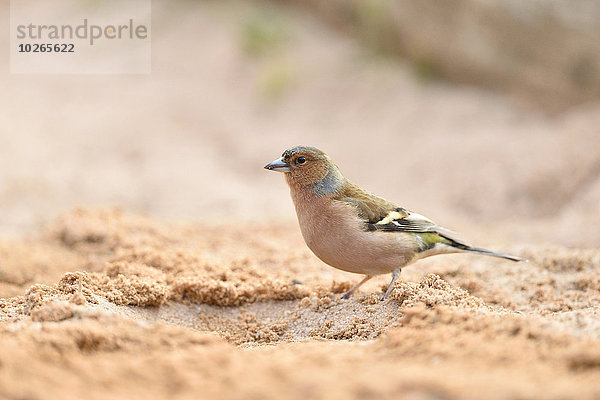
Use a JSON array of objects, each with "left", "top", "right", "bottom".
[
  {"left": 1, "top": 0, "right": 600, "bottom": 399},
  {"left": 1, "top": 208, "right": 600, "bottom": 400}
]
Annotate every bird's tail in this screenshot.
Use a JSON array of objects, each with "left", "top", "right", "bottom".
[{"left": 438, "top": 233, "right": 524, "bottom": 262}]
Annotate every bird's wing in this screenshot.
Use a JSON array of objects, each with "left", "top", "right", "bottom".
[
  {"left": 336, "top": 185, "right": 452, "bottom": 234},
  {"left": 366, "top": 209, "right": 453, "bottom": 234}
]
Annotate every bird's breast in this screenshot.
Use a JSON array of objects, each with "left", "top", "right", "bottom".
[{"left": 289, "top": 188, "right": 416, "bottom": 275}]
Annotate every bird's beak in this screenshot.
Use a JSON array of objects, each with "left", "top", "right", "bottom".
[{"left": 264, "top": 157, "right": 291, "bottom": 172}]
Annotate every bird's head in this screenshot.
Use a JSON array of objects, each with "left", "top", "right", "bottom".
[{"left": 264, "top": 146, "right": 344, "bottom": 194}]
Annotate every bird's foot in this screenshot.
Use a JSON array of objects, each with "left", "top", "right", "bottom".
[
  {"left": 341, "top": 275, "right": 373, "bottom": 300},
  {"left": 380, "top": 268, "right": 402, "bottom": 301}
]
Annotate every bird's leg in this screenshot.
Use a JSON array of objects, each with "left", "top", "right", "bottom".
[
  {"left": 381, "top": 268, "right": 402, "bottom": 301},
  {"left": 341, "top": 275, "right": 373, "bottom": 299}
]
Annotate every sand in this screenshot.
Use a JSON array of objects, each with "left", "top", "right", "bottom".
[{"left": 1, "top": 208, "right": 599, "bottom": 399}]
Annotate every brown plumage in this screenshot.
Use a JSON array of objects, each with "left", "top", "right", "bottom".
[{"left": 265, "top": 145, "right": 523, "bottom": 300}]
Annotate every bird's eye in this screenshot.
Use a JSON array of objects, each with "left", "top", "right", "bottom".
[{"left": 296, "top": 156, "right": 306, "bottom": 165}]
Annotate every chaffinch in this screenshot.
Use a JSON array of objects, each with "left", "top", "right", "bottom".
[{"left": 265, "top": 146, "right": 523, "bottom": 301}]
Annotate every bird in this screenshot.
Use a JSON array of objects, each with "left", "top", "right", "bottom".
[{"left": 264, "top": 145, "right": 524, "bottom": 301}]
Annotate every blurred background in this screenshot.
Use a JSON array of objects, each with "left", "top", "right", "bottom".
[{"left": 1, "top": 0, "right": 599, "bottom": 246}]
